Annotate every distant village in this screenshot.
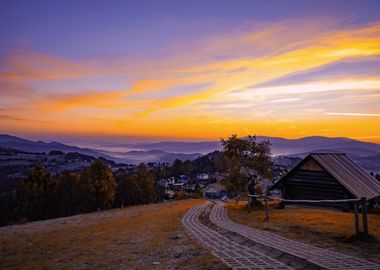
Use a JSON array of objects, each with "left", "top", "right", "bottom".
[{"left": 0, "top": 146, "right": 299, "bottom": 201}]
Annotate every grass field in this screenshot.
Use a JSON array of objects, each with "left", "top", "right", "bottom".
[
  {"left": 226, "top": 200, "right": 380, "bottom": 263},
  {"left": 0, "top": 199, "right": 227, "bottom": 270}
]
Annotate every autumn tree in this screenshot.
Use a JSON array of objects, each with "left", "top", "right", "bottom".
[
  {"left": 183, "top": 160, "right": 193, "bottom": 176},
  {"left": 125, "top": 174, "right": 143, "bottom": 205},
  {"left": 154, "top": 163, "right": 169, "bottom": 179},
  {"left": 56, "top": 172, "right": 83, "bottom": 216},
  {"left": 171, "top": 159, "right": 184, "bottom": 176},
  {"left": 136, "top": 164, "right": 156, "bottom": 204},
  {"left": 221, "top": 134, "right": 272, "bottom": 194},
  {"left": 80, "top": 160, "right": 116, "bottom": 211},
  {"left": 114, "top": 170, "right": 129, "bottom": 208},
  {"left": 22, "top": 164, "right": 57, "bottom": 220},
  {"left": 214, "top": 152, "right": 229, "bottom": 173},
  {"left": 115, "top": 164, "right": 156, "bottom": 206}
]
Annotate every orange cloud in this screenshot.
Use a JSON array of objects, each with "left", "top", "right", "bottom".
[{"left": 1, "top": 19, "right": 380, "bottom": 142}]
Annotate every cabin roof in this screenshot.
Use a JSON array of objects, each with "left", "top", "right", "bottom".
[{"left": 272, "top": 153, "right": 380, "bottom": 200}]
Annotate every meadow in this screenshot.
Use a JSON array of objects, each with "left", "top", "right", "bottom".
[
  {"left": 0, "top": 199, "right": 226, "bottom": 270},
  {"left": 226, "top": 200, "right": 380, "bottom": 263}
]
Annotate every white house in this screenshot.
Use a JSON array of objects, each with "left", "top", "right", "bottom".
[
  {"left": 178, "top": 175, "right": 190, "bottom": 184},
  {"left": 197, "top": 173, "right": 209, "bottom": 180}
]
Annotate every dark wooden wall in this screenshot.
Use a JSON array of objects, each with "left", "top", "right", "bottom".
[{"left": 280, "top": 168, "right": 354, "bottom": 210}]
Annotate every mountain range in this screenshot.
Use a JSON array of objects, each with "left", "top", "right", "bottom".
[{"left": 0, "top": 134, "right": 379, "bottom": 170}]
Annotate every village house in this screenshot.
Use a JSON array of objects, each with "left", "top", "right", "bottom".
[
  {"left": 178, "top": 175, "right": 190, "bottom": 184},
  {"left": 196, "top": 173, "right": 209, "bottom": 180}
]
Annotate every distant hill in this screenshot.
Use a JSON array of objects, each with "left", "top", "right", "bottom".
[
  {"left": 256, "top": 136, "right": 380, "bottom": 157},
  {"left": 0, "top": 134, "right": 201, "bottom": 164},
  {"left": 0, "top": 134, "right": 107, "bottom": 158},
  {"left": 112, "top": 136, "right": 380, "bottom": 157},
  {"left": 124, "top": 141, "right": 222, "bottom": 154},
  {"left": 98, "top": 149, "right": 201, "bottom": 164},
  {"left": 1, "top": 134, "right": 379, "bottom": 169},
  {"left": 100, "top": 136, "right": 380, "bottom": 171}
]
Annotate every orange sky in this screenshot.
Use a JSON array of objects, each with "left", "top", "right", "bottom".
[{"left": 1, "top": 16, "right": 380, "bottom": 143}]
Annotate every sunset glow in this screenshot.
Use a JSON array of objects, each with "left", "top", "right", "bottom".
[{"left": 1, "top": 1, "right": 380, "bottom": 142}]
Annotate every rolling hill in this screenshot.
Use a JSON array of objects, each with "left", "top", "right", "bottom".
[{"left": 0, "top": 134, "right": 379, "bottom": 169}]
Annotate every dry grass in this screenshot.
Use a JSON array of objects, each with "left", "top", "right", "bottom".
[
  {"left": 0, "top": 199, "right": 227, "bottom": 270},
  {"left": 226, "top": 200, "right": 380, "bottom": 263}
]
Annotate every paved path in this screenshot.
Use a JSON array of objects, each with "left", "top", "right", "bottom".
[
  {"left": 210, "top": 202, "right": 380, "bottom": 270},
  {"left": 182, "top": 203, "right": 292, "bottom": 270}
]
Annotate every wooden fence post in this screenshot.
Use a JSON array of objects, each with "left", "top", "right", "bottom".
[
  {"left": 264, "top": 196, "right": 269, "bottom": 225},
  {"left": 248, "top": 195, "right": 252, "bottom": 213},
  {"left": 354, "top": 202, "right": 360, "bottom": 236},
  {"left": 361, "top": 197, "right": 368, "bottom": 238}
]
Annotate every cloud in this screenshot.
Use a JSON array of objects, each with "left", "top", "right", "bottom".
[
  {"left": 134, "top": 21, "right": 380, "bottom": 115},
  {"left": 0, "top": 114, "right": 49, "bottom": 123},
  {"left": 326, "top": 112, "right": 380, "bottom": 117},
  {"left": 233, "top": 79, "right": 380, "bottom": 98},
  {"left": 1, "top": 18, "right": 380, "bottom": 140}
]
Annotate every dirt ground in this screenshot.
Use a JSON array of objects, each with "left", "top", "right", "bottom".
[
  {"left": 226, "top": 200, "right": 380, "bottom": 264},
  {"left": 0, "top": 199, "right": 227, "bottom": 270}
]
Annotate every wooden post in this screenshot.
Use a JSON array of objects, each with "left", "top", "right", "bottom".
[
  {"left": 361, "top": 197, "right": 368, "bottom": 238},
  {"left": 264, "top": 196, "right": 269, "bottom": 224},
  {"left": 354, "top": 202, "right": 360, "bottom": 236},
  {"left": 248, "top": 195, "right": 252, "bottom": 213}
]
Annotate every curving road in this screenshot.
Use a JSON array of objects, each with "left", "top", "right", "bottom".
[
  {"left": 210, "top": 202, "right": 380, "bottom": 270},
  {"left": 182, "top": 203, "right": 292, "bottom": 270}
]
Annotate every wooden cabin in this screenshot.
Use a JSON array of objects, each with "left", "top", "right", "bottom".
[{"left": 271, "top": 153, "right": 380, "bottom": 210}]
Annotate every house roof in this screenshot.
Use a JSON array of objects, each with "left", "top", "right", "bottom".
[{"left": 272, "top": 153, "right": 380, "bottom": 200}]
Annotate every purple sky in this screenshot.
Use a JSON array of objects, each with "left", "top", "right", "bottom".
[
  {"left": 1, "top": 0, "right": 380, "bottom": 143},
  {"left": 2, "top": 0, "right": 380, "bottom": 59}
]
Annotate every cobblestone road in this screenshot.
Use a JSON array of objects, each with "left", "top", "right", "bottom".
[
  {"left": 210, "top": 202, "right": 380, "bottom": 270},
  {"left": 182, "top": 203, "right": 292, "bottom": 270}
]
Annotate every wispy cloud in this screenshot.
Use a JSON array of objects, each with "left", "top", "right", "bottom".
[
  {"left": 326, "top": 112, "right": 380, "bottom": 117},
  {"left": 1, "top": 18, "right": 380, "bottom": 140}
]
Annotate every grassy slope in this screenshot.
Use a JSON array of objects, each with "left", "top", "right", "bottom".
[
  {"left": 226, "top": 201, "right": 380, "bottom": 263},
  {"left": 0, "top": 199, "right": 227, "bottom": 270}
]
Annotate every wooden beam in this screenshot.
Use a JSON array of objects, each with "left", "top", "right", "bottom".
[
  {"left": 264, "top": 196, "right": 270, "bottom": 225},
  {"left": 354, "top": 202, "right": 360, "bottom": 236},
  {"left": 248, "top": 195, "right": 252, "bottom": 213},
  {"left": 361, "top": 197, "right": 369, "bottom": 238}
]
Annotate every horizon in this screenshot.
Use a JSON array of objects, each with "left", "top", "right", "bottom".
[
  {"left": 2, "top": 132, "right": 380, "bottom": 146},
  {"left": 1, "top": 1, "right": 380, "bottom": 143}
]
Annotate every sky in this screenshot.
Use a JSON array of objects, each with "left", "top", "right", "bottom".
[{"left": 1, "top": 0, "right": 380, "bottom": 143}]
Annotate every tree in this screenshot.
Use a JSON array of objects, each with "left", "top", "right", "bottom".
[
  {"left": 80, "top": 160, "right": 116, "bottom": 211},
  {"left": 56, "top": 172, "right": 82, "bottom": 216},
  {"left": 22, "top": 164, "right": 57, "bottom": 220},
  {"left": 221, "top": 166, "right": 246, "bottom": 194},
  {"left": 114, "top": 164, "right": 156, "bottom": 206},
  {"left": 154, "top": 164, "right": 169, "bottom": 179},
  {"left": 171, "top": 159, "right": 184, "bottom": 176},
  {"left": 114, "top": 170, "right": 129, "bottom": 208},
  {"left": 125, "top": 174, "right": 143, "bottom": 205},
  {"left": 214, "top": 152, "right": 229, "bottom": 173},
  {"left": 183, "top": 160, "right": 193, "bottom": 176},
  {"left": 151, "top": 165, "right": 167, "bottom": 203},
  {"left": 114, "top": 172, "right": 142, "bottom": 207},
  {"left": 221, "top": 134, "right": 272, "bottom": 194},
  {"left": 135, "top": 164, "right": 156, "bottom": 204}
]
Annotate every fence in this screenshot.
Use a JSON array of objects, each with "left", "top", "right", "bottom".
[{"left": 247, "top": 194, "right": 369, "bottom": 238}]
